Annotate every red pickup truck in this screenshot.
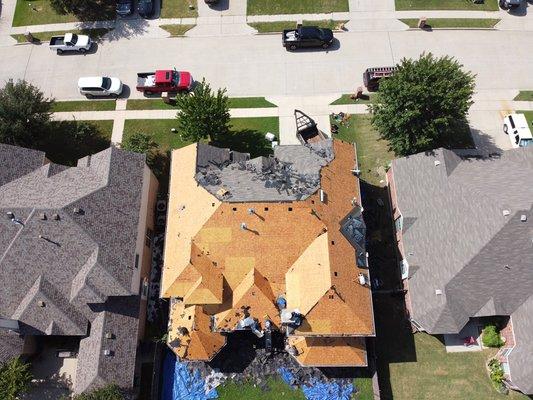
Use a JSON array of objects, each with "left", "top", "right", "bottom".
[{"left": 136, "top": 69, "right": 193, "bottom": 95}]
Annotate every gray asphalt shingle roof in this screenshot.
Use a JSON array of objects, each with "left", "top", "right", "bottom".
[
  {"left": 508, "top": 295, "right": 533, "bottom": 395},
  {"left": 0, "top": 143, "right": 149, "bottom": 391},
  {"left": 392, "top": 147, "right": 533, "bottom": 394}
]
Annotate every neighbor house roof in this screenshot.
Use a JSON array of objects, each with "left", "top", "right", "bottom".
[
  {"left": 0, "top": 143, "right": 151, "bottom": 392},
  {"left": 163, "top": 140, "right": 374, "bottom": 366},
  {"left": 508, "top": 295, "right": 533, "bottom": 395},
  {"left": 391, "top": 147, "right": 533, "bottom": 394}
]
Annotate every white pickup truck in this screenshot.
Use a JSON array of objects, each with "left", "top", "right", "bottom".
[{"left": 49, "top": 33, "right": 92, "bottom": 54}]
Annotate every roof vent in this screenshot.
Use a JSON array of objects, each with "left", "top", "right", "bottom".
[
  {"left": 37, "top": 300, "right": 46, "bottom": 307},
  {"left": 434, "top": 160, "right": 440, "bottom": 166},
  {"left": 6, "top": 211, "right": 14, "bottom": 220},
  {"left": 247, "top": 208, "right": 255, "bottom": 215},
  {"left": 73, "top": 207, "right": 83, "bottom": 215},
  {"left": 521, "top": 214, "right": 527, "bottom": 222},
  {"left": 52, "top": 213, "right": 60, "bottom": 221},
  {"left": 502, "top": 210, "right": 510, "bottom": 217},
  {"left": 358, "top": 273, "right": 368, "bottom": 286},
  {"left": 105, "top": 332, "right": 114, "bottom": 339},
  {"left": 351, "top": 168, "right": 361, "bottom": 176},
  {"left": 103, "top": 349, "right": 114, "bottom": 357},
  {"left": 240, "top": 222, "right": 247, "bottom": 231},
  {"left": 320, "top": 189, "right": 327, "bottom": 203},
  {"left": 435, "top": 289, "right": 442, "bottom": 295},
  {"left": 39, "top": 213, "right": 47, "bottom": 220}
]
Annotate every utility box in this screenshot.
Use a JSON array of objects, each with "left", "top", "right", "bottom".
[
  {"left": 24, "top": 31, "right": 34, "bottom": 43},
  {"left": 418, "top": 18, "right": 427, "bottom": 28}
]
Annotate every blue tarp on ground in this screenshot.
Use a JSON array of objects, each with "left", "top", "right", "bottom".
[
  {"left": 278, "top": 368, "right": 354, "bottom": 400},
  {"left": 161, "top": 353, "right": 218, "bottom": 400}
]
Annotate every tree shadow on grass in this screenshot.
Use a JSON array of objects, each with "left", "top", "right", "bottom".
[
  {"left": 211, "top": 129, "right": 273, "bottom": 158},
  {"left": 42, "top": 120, "right": 111, "bottom": 166}
]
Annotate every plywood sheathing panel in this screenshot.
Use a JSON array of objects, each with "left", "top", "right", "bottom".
[
  {"left": 162, "top": 144, "right": 221, "bottom": 297},
  {"left": 285, "top": 232, "right": 331, "bottom": 315},
  {"left": 287, "top": 336, "right": 367, "bottom": 367}
]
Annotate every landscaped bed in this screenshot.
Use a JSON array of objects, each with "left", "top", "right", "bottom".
[
  {"left": 250, "top": 19, "right": 347, "bottom": 33},
  {"left": 160, "top": 0, "right": 198, "bottom": 18},
  {"left": 400, "top": 18, "right": 500, "bottom": 29},
  {"left": 126, "top": 97, "right": 277, "bottom": 110},
  {"left": 52, "top": 100, "right": 116, "bottom": 112},
  {"left": 395, "top": 0, "right": 498, "bottom": 11},
  {"left": 247, "top": 0, "right": 349, "bottom": 15}
]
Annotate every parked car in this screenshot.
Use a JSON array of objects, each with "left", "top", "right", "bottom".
[
  {"left": 282, "top": 26, "right": 334, "bottom": 50},
  {"left": 49, "top": 33, "right": 92, "bottom": 54},
  {"left": 78, "top": 77, "right": 123, "bottom": 98},
  {"left": 499, "top": 0, "right": 521, "bottom": 9},
  {"left": 137, "top": 0, "right": 154, "bottom": 17},
  {"left": 503, "top": 113, "right": 532, "bottom": 148},
  {"left": 204, "top": 0, "right": 219, "bottom": 4},
  {"left": 136, "top": 69, "right": 194, "bottom": 95},
  {"left": 363, "top": 66, "right": 396, "bottom": 92},
  {"left": 116, "top": 0, "right": 133, "bottom": 16}
]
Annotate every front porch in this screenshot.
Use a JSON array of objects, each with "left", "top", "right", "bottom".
[{"left": 443, "top": 319, "right": 483, "bottom": 353}]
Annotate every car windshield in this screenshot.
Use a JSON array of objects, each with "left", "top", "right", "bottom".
[
  {"left": 172, "top": 71, "right": 181, "bottom": 86},
  {"left": 102, "top": 77, "right": 112, "bottom": 90},
  {"left": 70, "top": 34, "right": 78, "bottom": 44},
  {"left": 520, "top": 138, "right": 532, "bottom": 147}
]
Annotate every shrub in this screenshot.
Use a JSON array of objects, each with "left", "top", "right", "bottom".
[
  {"left": 0, "top": 357, "right": 33, "bottom": 400},
  {"left": 482, "top": 325, "right": 503, "bottom": 348},
  {"left": 488, "top": 359, "right": 506, "bottom": 391}
]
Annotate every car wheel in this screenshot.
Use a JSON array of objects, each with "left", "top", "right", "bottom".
[
  {"left": 503, "top": 124, "right": 509, "bottom": 134},
  {"left": 57, "top": 49, "right": 63, "bottom": 55},
  {"left": 322, "top": 43, "right": 329, "bottom": 49},
  {"left": 86, "top": 94, "right": 94, "bottom": 99},
  {"left": 79, "top": 48, "right": 87, "bottom": 54},
  {"left": 145, "top": 91, "right": 153, "bottom": 96},
  {"left": 289, "top": 44, "right": 297, "bottom": 51}
]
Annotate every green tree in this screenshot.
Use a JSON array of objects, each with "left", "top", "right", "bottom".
[
  {"left": 70, "top": 384, "right": 124, "bottom": 400},
  {"left": 482, "top": 325, "right": 503, "bottom": 347},
  {"left": 370, "top": 53, "right": 475, "bottom": 155},
  {"left": 50, "top": 0, "right": 115, "bottom": 20},
  {"left": 121, "top": 131, "right": 157, "bottom": 158},
  {"left": 0, "top": 357, "right": 33, "bottom": 400},
  {"left": 0, "top": 80, "right": 54, "bottom": 148},
  {"left": 175, "top": 79, "right": 230, "bottom": 143}
]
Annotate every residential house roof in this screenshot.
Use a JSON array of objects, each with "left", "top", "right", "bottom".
[
  {"left": 508, "top": 295, "right": 533, "bottom": 395},
  {"left": 0, "top": 143, "right": 150, "bottom": 391},
  {"left": 391, "top": 147, "right": 533, "bottom": 394},
  {"left": 163, "top": 141, "right": 374, "bottom": 366}
]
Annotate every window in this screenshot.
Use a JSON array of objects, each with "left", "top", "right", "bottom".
[
  {"left": 395, "top": 215, "right": 403, "bottom": 232},
  {"left": 509, "top": 115, "right": 515, "bottom": 129},
  {"left": 134, "top": 254, "right": 139, "bottom": 269},
  {"left": 515, "top": 135, "right": 520, "bottom": 145},
  {"left": 501, "top": 347, "right": 513, "bottom": 358},
  {"left": 102, "top": 77, "right": 112, "bottom": 90}
]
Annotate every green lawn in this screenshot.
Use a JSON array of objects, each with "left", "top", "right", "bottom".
[
  {"left": 514, "top": 91, "right": 533, "bottom": 101},
  {"left": 160, "top": 24, "right": 195, "bottom": 36},
  {"left": 400, "top": 18, "right": 500, "bottom": 28},
  {"left": 43, "top": 120, "right": 113, "bottom": 166},
  {"left": 331, "top": 114, "right": 394, "bottom": 186},
  {"left": 13, "top": 0, "right": 78, "bottom": 26},
  {"left": 354, "top": 377, "right": 373, "bottom": 399},
  {"left": 52, "top": 100, "right": 116, "bottom": 112},
  {"left": 247, "top": 0, "right": 349, "bottom": 15},
  {"left": 11, "top": 28, "right": 110, "bottom": 43},
  {"left": 218, "top": 378, "right": 305, "bottom": 400},
  {"left": 330, "top": 94, "right": 376, "bottom": 105},
  {"left": 123, "top": 119, "right": 192, "bottom": 152},
  {"left": 126, "top": 97, "right": 277, "bottom": 110},
  {"left": 160, "top": 0, "right": 198, "bottom": 18},
  {"left": 250, "top": 19, "right": 347, "bottom": 33},
  {"left": 395, "top": 0, "right": 498, "bottom": 10}
]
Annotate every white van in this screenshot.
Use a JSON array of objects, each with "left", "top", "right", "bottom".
[
  {"left": 77, "top": 77, "right": 123, "bottom": 98},
  {"left": 503, "top": 113, "right": 532, "bottom": 148}
]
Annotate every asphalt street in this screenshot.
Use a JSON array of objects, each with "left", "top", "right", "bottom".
[{"left": 1, "top": 30, "right": 533, "bottom": 100}]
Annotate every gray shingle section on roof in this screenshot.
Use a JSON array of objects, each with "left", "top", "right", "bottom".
[
  {"left": 0, "top": 146, "right": 146, "bottom": 337},
  {"left": 392, "top": 147, "right": 533, "bottom": 334},
  {"left": 0, "top": 330, "right": 25, "bottom": 363},
  {"left": 74, "top": 296, "right": 140, "bottom": 394},
  {"left": 195, "top": 140, "right": 334, "bottom": 202},
  {"left": 508, "top": 295, "right": 533, "bottom": 395},
  {"left": 0, "top": 144, "right": 46, "bottom": 186}
]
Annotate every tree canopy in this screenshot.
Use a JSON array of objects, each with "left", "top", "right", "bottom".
[
  {"left": 0, "top": 80, "right": 54, "bottom": 148},
  {"left": 68, "top": 384, "right": 124, "bottom": 400},
  {"left": 175, "top": 79, "right": 230, "bottom": 143},
  {"left": 121, "top": 131, "right": 157, "bottom": 160},
  {"left": 0, "top": 357, "right": 33, "bottom": 400},
  {"left": 370, "top": 53, "right": 475, "bottom": 155}
]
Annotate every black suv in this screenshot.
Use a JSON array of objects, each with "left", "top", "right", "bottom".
[{"left": 116, "top": 0, "right": 133, "bottom": 16}]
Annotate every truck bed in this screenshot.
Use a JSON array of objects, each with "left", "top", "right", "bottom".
[
  {"left": 282, "top": 29, "right": 298, "bottom": 43},
  {"left": 49, "top": 36, "right": 65, "bottom": 46},
  {"left": 136, "top": 72, "right": 156, "bottom": 88}
]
